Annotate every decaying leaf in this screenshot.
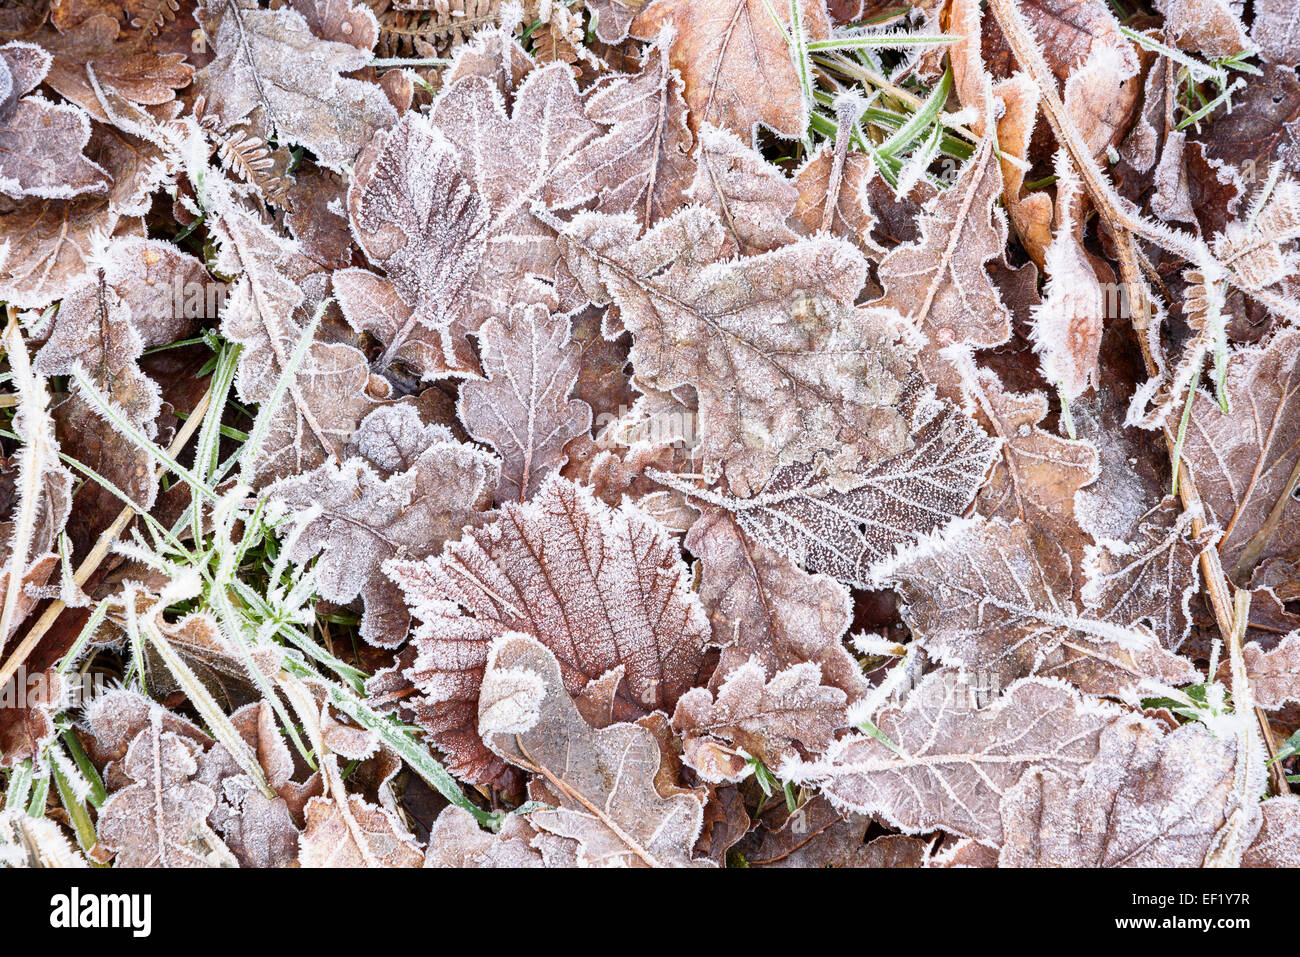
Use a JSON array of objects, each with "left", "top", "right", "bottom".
[{"left": 478, "top": 632, "right": 712, "bottom": 867}]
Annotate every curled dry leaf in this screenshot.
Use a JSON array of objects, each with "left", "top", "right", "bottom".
[{"left": 478, "top": 632, "right": 713, "bottom": 867}]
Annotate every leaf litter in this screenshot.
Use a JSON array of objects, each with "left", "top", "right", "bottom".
[{"left": 0, "top": 0, "right": 1298, "bottom": 871}]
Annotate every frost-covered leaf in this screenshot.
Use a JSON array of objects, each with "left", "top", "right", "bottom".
[
  {"left": 963, "top": 364, "right": 1100, "bottom": 544},
  {"left": 386, "top": 475, "right": 710, "bottom": 786},
  {"left": 1081, "top": 497, "right": 1214, "bottom": 652},
  {"left": 1000, "top": 716, "right": 1258, "bottom": 866},
  {"left": 794, "top": 671, "right": 1120, "bottom": 845},
  {"left": 556, "top": 205, "right": 916, "bottom": 496},
  {"left": 1243, "top": 795, "right": 1300, "bottom": 867},
  {"left": 1028, "top": 158, "right": 1103, "bottom": 402},
  {"left": 458, "top": 303, "right": 592, "bottom": 504},
  {"left": 886, "top": 518, "right": 1199, "bottom": 701},
  {"left": 96, "top": 710, "right": 233, "bottom": 868},
  {"left": 268, "top": 404, "right": 497, "bottom": 647},
  {"left": 425, "top": 64, "right": 610, "bottom": 342},
  {"left": 582, "top": 34, "right": 695, "bottom": 229},
  {"left": 685, "top": 507, "right": 864, "bottom": 701},
  {"left": 478, "top": 632, "right": 712, "bottom": 867},
  {"left": 1155, "top": 0, "right": 1251, "bottom": 59},
  {"left": 686, "top": 123, "right": 798, "bottom": 256},
  {"left": 0, "top": 195, "right": 119, "bottom": 309},
  {"left": 872, "top": 132, "right": 1012, "bottom": 389},
  {"left": 423, "top": 805, "right": 544, "bottom": 867},
  {"left": 792, "top": 142, "right": 881, "bottom": 256},
  {"left": 745, "top": 795, "right": 927, "bottom": 868},
  {"left": 195, "top": 0, "right": 396, "bottom": 171},
  {"left": 1236, "top": 631, "right": 1300, "bottom": 710},
  {"left": 630, "top": 0, "right": 829, "bottom": 144},
  {"left": 1182, "top": 328, "right": 1300, "bottom": 584},
  {"left": 298, "top": 793, "right": 423, "bottom": 867},
  {"left": 0, "top": 41, "right": 109, "bottom": 200},
  {"left": 344, "top": 110, "right": 489, "bottom": 377},
  {"left": 209, "top": 183, "right": 378, "bottom": 483},
  {"left": 673, "top": 661, "right": 848, "bottom": 781},
  {"left": 664, "top": 384, "right": 998, "bottom": 587}
]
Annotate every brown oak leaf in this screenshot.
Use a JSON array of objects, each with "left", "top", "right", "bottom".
[{"left": 458, "top": 303, "right": 593, "bottom": 504}]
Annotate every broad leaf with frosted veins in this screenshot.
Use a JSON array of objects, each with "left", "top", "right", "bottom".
[
  {"left": 672, "top": 661, "right": 848, "bottom": 782},
  {"left": 999, "top": 717, "right": 1259, "bottom": 866},
  {"left": 268, "top": 405, "right": 498, "bottom": 648},
  {"left": 582, "top": 34, "right": 695, "bottom": 229},
  {"left": 685, "top": 508, "right": 865, "bottom": 701},
  {"left": 344, "top": 110, "right": 489, "bottom": 377},
  {"left": 662, "top": 385, "right": 998, "bottom": 587},
  {"left": 630, "top": 0, "right": 830, "bottom": 144},
  {"left": 1182, "top": 328, "right": 1300, "bottom": 584},
  {"left": 478, "top": 633, "right": 712, "bottom": 867},
  {"left": 194, "top": 0, "right": 396, "bottom": 172},
  {"left": 885, "top": 518, "right": 1199, "bottom": 701},
  {"left": 459, "top": 303, "right": 593, "bottom": 504},
  {"left": 872, "top": 132, "right": 1012, "bottom": 388},
  {"left": 0, "top": 41, "right": 109, "bottom": 200},
  {"left": 556, "top": 205, "right": 917, "bottom": 496},
  {"left": 386, "top": 476, "right": 710, "bottom": 786},
  {"left": 796, "top": 671, "right": 1120, "bottom": 845},
  {"left": 1081, "top": 497, "right": 1214, "bottom": 652}
]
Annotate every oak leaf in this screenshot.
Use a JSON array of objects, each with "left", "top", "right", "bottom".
[
  {"left": 195, "top": 0, "right": 396, "bottom": 171},
  {"left": 268, "top": 404, "right": 498, "bottom": 647},
  {"left": 458, "top": 303, "right": 593, "bottom": 504},
  {"left": 672, "top": 660, "right": 848, "bottom": 781}
]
